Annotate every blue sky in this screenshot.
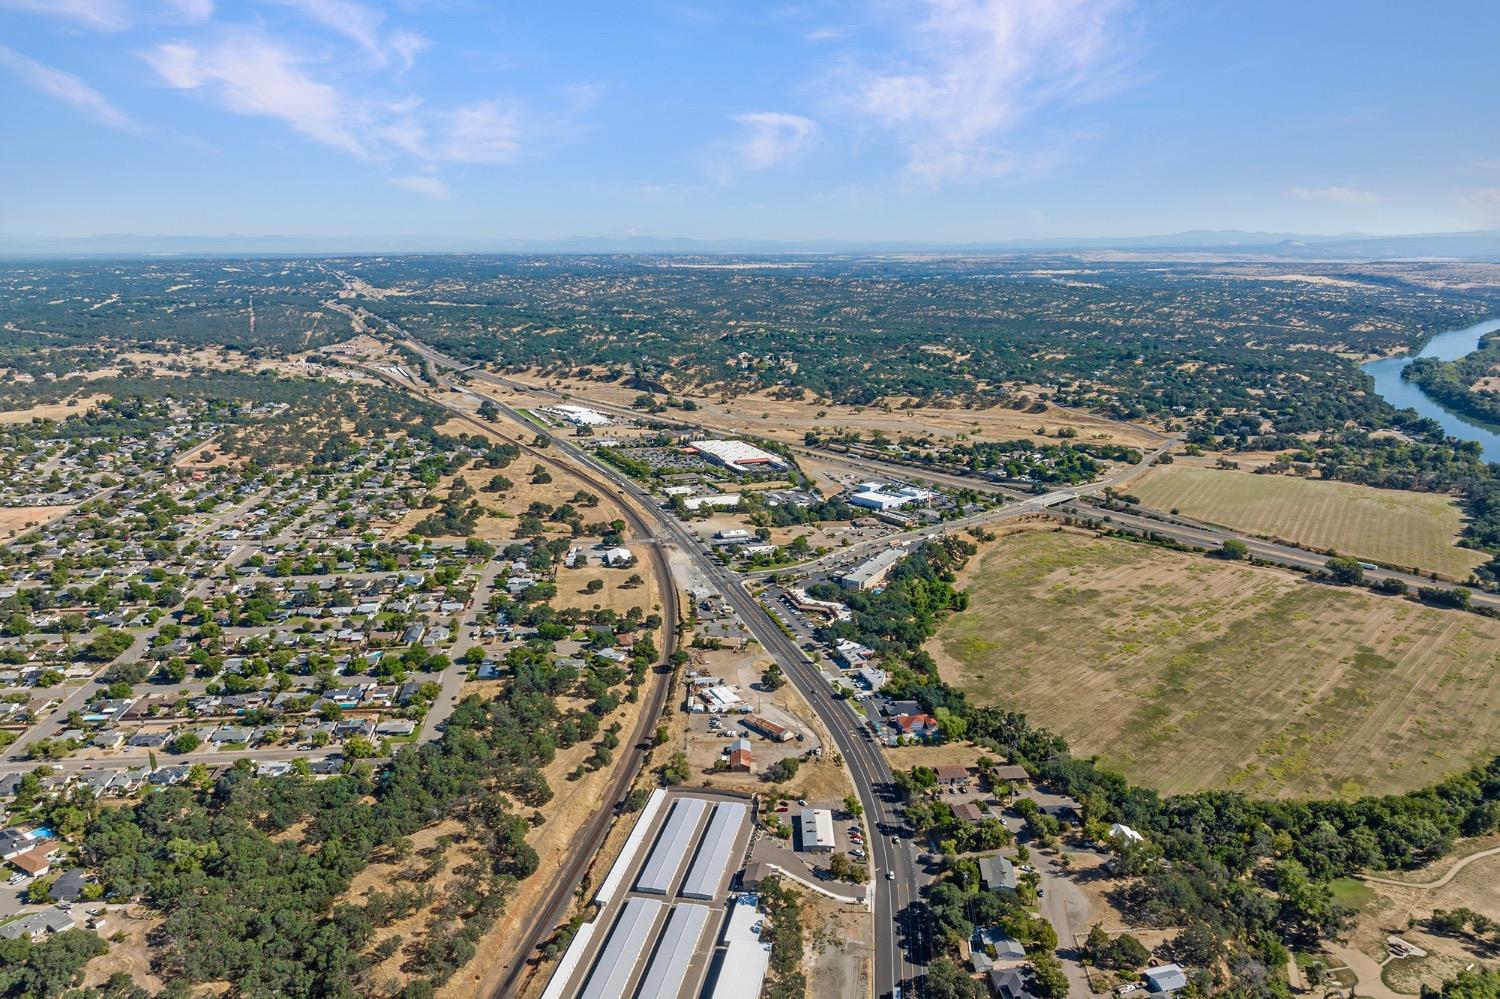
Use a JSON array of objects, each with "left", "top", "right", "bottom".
[{"left": 1, "top": 0, "right": 1497, "bottom": 242}]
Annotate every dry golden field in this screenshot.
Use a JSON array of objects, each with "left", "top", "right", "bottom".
[
  {"left": 931, "top": 529, "right": 1500, "bottom": 800},
  {"left": 1132, "top": 464, "right": 1486, "bottom": 579},
  {"left": 495, "top": 370, "right": 1165, "bottom": 449}
]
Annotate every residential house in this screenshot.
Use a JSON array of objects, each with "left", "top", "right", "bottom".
[
  {"left": 1144, "top": 965, "right": 1189, "bottom": 996},
  {"left": 48, "top": 868, "right": 88, "bottom": 902},
  {"left": 978, "top": 856, "right": 1018, "bottom": 893},
  {"left": 989, "top": 966, "right": 1040, "bottom": 999},
  {"left": 0, "top": 906, "right": 75, "bottom": 941},
  {"left": 952, "top": 801, "right": 987, "bottom": 824},
  {"left": 8, "top": 845, "right": 56, "bottom": 879}
]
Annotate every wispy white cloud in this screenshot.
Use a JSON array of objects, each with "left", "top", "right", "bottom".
[
  {"left": 144, "top": 34, "right": 368, "bottom": 156},
  {"left": 380, "top": 99, "right": 522, "bottom": 164},
  {"left": 274, "top": 0, "right": 429, "bottom": 70},
  {"left": 388, "top": 174, "right": 450, "bottom": 199},
  {"left": 1289, "top": 185, "right": 1380, "bottom": 205},
  {"left": 731, "top": 111, "right": 817, "bottom": 171},
  {"left": 0, "top": 0, "right": 131, "bottom": 31},
  {"left": 1457, "top": 188, "right": 1500, "bottom": 224},
  {"left": 0, "top": 43, "right": 140, "bottom": 131},
  {"left": 834, "top": 0, "right": 1137, "bottom": 184},
  {"left": 142, "top": 31, "right": 529, "bottom": 171},
  {"left": 160, "top": 0, "right": 212, "bottom": 21}
]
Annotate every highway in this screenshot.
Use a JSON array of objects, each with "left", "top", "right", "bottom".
[
  {"left": 382, "top": 331, "right": 928, "bottom": 998},
  {"left": 359, "top": 317, "right": 1500, "bottom": 998}
]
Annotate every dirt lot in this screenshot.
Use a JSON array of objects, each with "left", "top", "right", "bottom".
[
  {"left": 0, "top": 505, "right": 73, "bottom": 536},
  {"left": 386, "top": 460, "right": 635, "bottom": 544},
  {"left": 552, "top": 545, "right": 661, "bottom": 616},
  {"left": 0, "top": 393, "right": 109, "bottom": 424},
  {"left": 1132, "top": 464, "right": 1486, "bottom": 580},
  {"left": 804, "top": 889, "right": 874, "bottom": 997},
  {"left": 498, "top": 370, "right": 1165, "bottom": 449},
  {"left": 1331, "top": 834, "right": 1500, "bottom": 996},
  {"left": 883, "top": 743, "right": 991, "bottom": 771},
  {"left": 79, "top": 907, "right": 165, "bottom": 992},
  {"left": 686, "top": 511, "right": 888, "bottom": 555},
  {"left": 931, "top": 527, "right": 1500, "bottom": 799}
]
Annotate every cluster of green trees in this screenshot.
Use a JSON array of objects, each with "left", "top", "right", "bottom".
[
  {"left": 0, "top": 930, "right": 109, "bottom": 998},
  {"left": 1404, "top": 332, "right": 1500, "bottom": 425},
  {"left": 757, "top": 876, "right": 807, "bottom": 999},
  {"left": 349, "top": 256, "right": 1493, "bottom": 435},
  {"left": 806, "top": 535, "right": 973, "bottom": 658}
]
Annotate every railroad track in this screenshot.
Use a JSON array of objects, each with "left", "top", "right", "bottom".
[{"left": 352, "top": 358, "right": 683, "bottom": 998}]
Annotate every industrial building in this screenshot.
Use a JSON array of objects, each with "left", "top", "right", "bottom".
[
  {"left": 727, "top": 737, "right": 754, "bottom": 772},
  {"left": 635, "top": 903, "right": 713, "bottom": 999},
  {"left": 847, "top": 481, "right": 934, "bottom": 511},
  {"left": 683, "top": 439, "right": 786, "bottom": 473},
  {"left": 680, "top": 802, "right": 749, "bottom": 900},
  {"left": 578, "top": 897, "right": 664, "bottom": 999},
  {"left": 682, "top": 493, "right": 742, "bottom": 511},
  {"left": 702, "top": 897, "right": 772, "bottom": 999},
  {"left": 636, "top": 797, "right": 708, "bottom": 895},
  {"left": 797, "top": 808, "right": 835, "bottom": 852},
  {"left": 838, "top": 546, "right": 910, "bottom": 591},
  {"left": 543, "top": 404, "right": 612, "bottom": 427},
  {"left": 542, "top": 790, "right": 759, "bottom": 999},
  {"left": 741, "top": 713, "right": 793, "bottom": 742}
]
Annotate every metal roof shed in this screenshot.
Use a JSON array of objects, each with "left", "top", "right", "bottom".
[
  {"left": 579, "top": 897, "right": 664, "bottom": 999},
  {"left": 635, "top": 903, "right": 712, "bottom": 999},
  {"left": 680, "top": 801, "right": 748, "bottom": 900},
  {"left": 635, "top": 797, "right": 708, "bottom": 895}
]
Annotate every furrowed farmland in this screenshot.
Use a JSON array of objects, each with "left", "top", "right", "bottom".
[
  {"left": 1131, "top": 464, "right": 1487, "bottom": 580},
  {"left": 930, "top": 528, "right": 1500, "bottom": 800}
]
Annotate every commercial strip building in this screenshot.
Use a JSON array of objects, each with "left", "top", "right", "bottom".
[
  {"left": 683, "top": 440, "right": 786, "bottom": 473},
  {"left": 542, "top": 789, "right": 762, "bottom": 999},
  {"left": 543, "top": 404, "right": 613, "bottom": 428},
  {"left": 797, "top": 807, "right": 836, "bottom": 852},
  {"left": 838, "top": 546, "right": 911, "bottom": 591}
]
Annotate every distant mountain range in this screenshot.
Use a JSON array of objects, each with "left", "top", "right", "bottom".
[{"left": 2, "top": 227, "right": 1499, "bottom": 259}]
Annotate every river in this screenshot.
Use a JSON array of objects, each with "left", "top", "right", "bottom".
[{"left": 1360, "top": 317, "right": 1500, "bottom": 462}]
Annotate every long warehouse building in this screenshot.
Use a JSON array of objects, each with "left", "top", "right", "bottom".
[
  {"left": 634, "top": 903, "right": 713, "bottom": 999},
  {"left": 635, "top": 797, "right": 708, "bottom": 895},
  {"left": 680, "top": 802, "right": 748, "bottom": 900},
  {"left": 579, "top": 897, "right": 663, "bottom": 999}
]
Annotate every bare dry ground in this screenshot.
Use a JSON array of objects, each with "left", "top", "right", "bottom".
[
  {"left": 551, "top": 543, "right": 660, "bottom": 617},
  {"left": 0, "top": 505, "right": 72, "bottom": 536},
  {"left": 1132, "top": 464, "right": 1486, "bottom": 580},
  {"left": 0, "top": 393, "right": 110, "bottom": 424},
  {"left": 386, "top": 459, "right": 634, "bottom": 544},
  {"left": 931, "top": 527, "right": 1500, "bottom": 799},
  {"left": 804, "top": 890, "right": 874, "bottom": 998},
  {"left": 79, "top": 908, "right": 165, "bottom": 993},
  {"left": 1333, "top": 834, "right": 1500, "bottom": 996},
  {"left": 499, "top": 370, "right": 1165, "bottom": 449}
]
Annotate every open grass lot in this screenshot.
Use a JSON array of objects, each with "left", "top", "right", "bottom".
[
  {"left": 1132, "top": 465, "right": 1486, "bottom": 579},
  {"left": 930, "top": 529, "right": 1500, "bottom": 800}
]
